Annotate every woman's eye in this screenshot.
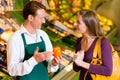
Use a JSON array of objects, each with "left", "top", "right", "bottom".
[{"left": 77, "top": 21, "right": 80, "bottom": 24}]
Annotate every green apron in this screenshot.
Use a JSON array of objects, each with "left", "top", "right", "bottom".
[{"left": 17, "top": 34, "right": 50, "bottom": 80}]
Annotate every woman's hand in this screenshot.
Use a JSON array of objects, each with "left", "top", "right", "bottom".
[{"left": 73, "top": 50, "right": 85, "bottom": 66}]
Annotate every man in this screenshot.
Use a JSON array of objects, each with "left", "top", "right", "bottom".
[{"left": 7, "top": 1, "right": 61, "bottom": 80}]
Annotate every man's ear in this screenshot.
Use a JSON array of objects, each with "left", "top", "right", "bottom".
[{"left": 28, "top": 15, "right": 33, "bottom": 21}]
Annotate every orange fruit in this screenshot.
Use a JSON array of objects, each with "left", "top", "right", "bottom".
[{"left": 53, "top": 46, "right": 61, "bottom": 57}]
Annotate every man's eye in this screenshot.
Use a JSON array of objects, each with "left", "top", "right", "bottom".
[
  {"left": 77, "top": 21, "right": 80, "bottom": 24},
  {"left": 44, "top": 17, "right": 49, "bottom": 21}
]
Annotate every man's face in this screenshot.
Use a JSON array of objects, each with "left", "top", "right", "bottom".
[{"left": 31, "top": 9, "right": 46, "bottom": 29}]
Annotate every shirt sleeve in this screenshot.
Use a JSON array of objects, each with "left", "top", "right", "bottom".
[
  {"left": 7, "top": 33, "right": 38, "bottom": 76},
  {"left": 88, "top": 38, "right": 113, "bottom": 76},
  {"left": 41, "top": 30, "right": 59, "bottom": 72},
  {"left": 41, "top": 30, "right": 53, "bottom": 52},
  {"left": 73, "top": 37, "right": 83, "bottom": 72},
  {"left": 47, "top": 56, "right": 59, "bottom": 72}
]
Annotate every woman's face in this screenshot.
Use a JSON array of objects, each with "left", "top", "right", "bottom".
[{"left": 75, "top": 15, "right": 87, "bottom": 34}]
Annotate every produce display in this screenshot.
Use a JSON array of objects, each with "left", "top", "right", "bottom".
[{"left": 47, "top": 0, "right": 114, "bottom": 36}]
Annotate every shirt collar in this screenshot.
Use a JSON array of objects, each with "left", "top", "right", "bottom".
[
  {"left": 19, "top": 24, "right": 28, "bottom": 34},
  {"left": 20, "top": 24, "right": 39, "bottom": 35}
]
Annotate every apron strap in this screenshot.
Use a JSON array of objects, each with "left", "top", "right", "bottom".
[
  {"left": 40, "top": 36, "right": 44, "bottom": 42},
  {"left": 21, "top": 34, "right": 45, "bottom": 49},
  {"left": 40, "top": 36, "right": 46, "bottom": 51},
  {"left": 21, "top": 33, "right": 27, "bottom": 46}
]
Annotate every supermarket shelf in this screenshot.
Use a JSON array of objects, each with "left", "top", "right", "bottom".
[
  {"left": 60, "top": 70, "right": 77, "bottom": 80},
  {"left": 51, "top": 63, "right": 73, "bottom": 80},
  {"left": 106, "top": 27, "right": 117, "bottom": 40}
]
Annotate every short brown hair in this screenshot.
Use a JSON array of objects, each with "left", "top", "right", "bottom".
[
  {"left": 79, "top": 9, "right": 104, "bottom": 36},
  {"left": 23, "top": 1, "right": 46, "bottom": 20}
]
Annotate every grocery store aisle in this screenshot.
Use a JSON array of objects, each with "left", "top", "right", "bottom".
[
  {"left": 92, "top": 0, "right": 120, "bottom": 52},
  {"left": 96, "top": 0, "right": 120, "bottom": 26}
]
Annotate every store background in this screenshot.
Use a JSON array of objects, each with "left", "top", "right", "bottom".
[{"left": 0, "top": 0, "right": 120, "bottom": 80}]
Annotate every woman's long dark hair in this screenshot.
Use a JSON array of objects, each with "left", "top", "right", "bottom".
[{"left": 79, "top": 9, "right": 104, "bottom": 36}]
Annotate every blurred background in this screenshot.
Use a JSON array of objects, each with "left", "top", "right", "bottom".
[{"left": 0, "top": 0, "right": 120, "bottom": 80}]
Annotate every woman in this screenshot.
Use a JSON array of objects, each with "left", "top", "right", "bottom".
[
  {"left": 73, "top": 9, "right": 112, "bottom": 80},
  {"left": 7, "top": 1, "right": 61, "bottom": 80}
]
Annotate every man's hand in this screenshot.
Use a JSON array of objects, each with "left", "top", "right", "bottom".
[
  {"left": 33, "top": 47, "right": 53, "bottom": 62},
  {"left": 52, "top": 56, "right": 62, "bottom": 66}
]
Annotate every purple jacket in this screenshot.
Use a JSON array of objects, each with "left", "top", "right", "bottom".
[{"left": 73, "top": 37, "right": 112, "bottom": 80}]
